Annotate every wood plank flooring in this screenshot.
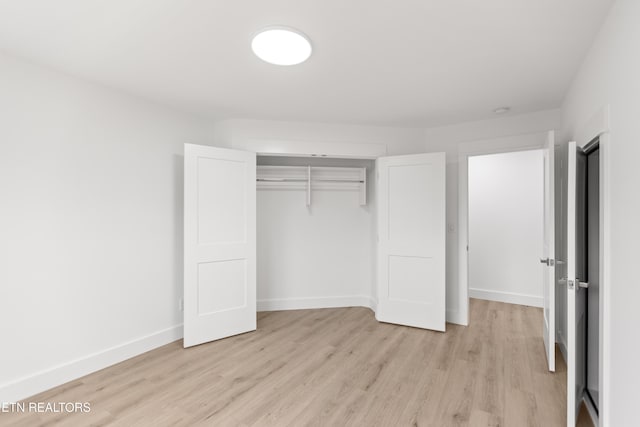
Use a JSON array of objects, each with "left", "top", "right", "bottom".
[{"left": 1, "top": 299, "right": 593, "bottom": 426}]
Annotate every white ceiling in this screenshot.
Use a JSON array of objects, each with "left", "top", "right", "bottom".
[{"left": 0, "top": 0, "right": 613, "bottom": 127}]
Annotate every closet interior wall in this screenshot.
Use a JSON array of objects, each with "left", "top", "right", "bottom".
[{"left": 256, "top": 156, "right": 377, "bottom": 311}]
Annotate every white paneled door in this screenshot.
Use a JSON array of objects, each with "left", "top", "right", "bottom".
[
  {"left": 542, "top": 131, "right": 556, "bottom": 372},
  {"left": 183, "top": 144, "right": 256, "bottom": 348},
  {"left": 376, "top": 152, "right": 446, "bottom": 331}
]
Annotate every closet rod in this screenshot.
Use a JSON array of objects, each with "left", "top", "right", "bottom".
[
  {"left": 257, "top": 178, "right": 308, "bottom": 182},
  {"left": 314, "top": 179, "right": 365, "bottom": 183},
  {"left": 257, "top": 178, "right": 364, "bottom": 183}
]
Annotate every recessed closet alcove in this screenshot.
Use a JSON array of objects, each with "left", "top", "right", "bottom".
[{"left": 183, "top": 142, "right": 447, "bottom": 347}]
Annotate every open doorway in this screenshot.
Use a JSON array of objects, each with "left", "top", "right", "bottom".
[
  {"left": 467, "top": 149, "right": 545, "bottom": 308},
  {"left": 457, "top": 130, "right": 608, "bottom": 426},
  {"left": 458, "top": 131, "right": 557, "bottom": 370},
  {"left": 456, "top": 133, "right": 572, "bottom": 425}
]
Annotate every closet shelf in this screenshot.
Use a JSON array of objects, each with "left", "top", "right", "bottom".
[{"left": 257, "top": 165, "right": 367, "bottom": 206}]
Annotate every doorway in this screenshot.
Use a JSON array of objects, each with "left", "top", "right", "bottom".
[
  {"left": 457, "top": 131, "right": 554, "bottom": 328},
  {"left": 467, "top": 150, "right": 545, "bottom": 307}
]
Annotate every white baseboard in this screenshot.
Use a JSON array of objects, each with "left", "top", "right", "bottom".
[
  {"left": 446, "top": 309, "right": 467, "bottom": 326},
  {"left": 258, "top": 295, "right": 375, "bottom": 312},
  {"left": 469, "top": 288, "right": 543, "bottom": 308},
  {"left": 0, "top": 324, "right": 183, "bottom": 404},
  {"left": 258, "top": 296, "right": 467, "bottom": 330}
]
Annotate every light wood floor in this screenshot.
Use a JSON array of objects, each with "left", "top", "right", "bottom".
[{"left": 2, "top": 299, "right": 594, "bottom": 426}]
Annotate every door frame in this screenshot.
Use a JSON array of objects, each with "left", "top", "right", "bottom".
[
  {"left": 457, "top": 131, "right": 551, "bottom": 326},
  {"left": 573, "top": 106, "right": 611, "bottom": 427}
]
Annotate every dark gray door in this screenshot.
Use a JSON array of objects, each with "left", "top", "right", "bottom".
[
  {"left": 586, "top": 147, "right": 600, "bottom": 411},
  {"left": 575, "top": 147, "right": 588, "bottom": 411}
]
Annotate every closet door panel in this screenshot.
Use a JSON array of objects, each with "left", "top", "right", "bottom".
[
  {"left": 196, "top": 156, "right": 247, "bottom": 244},
  {"left": 377, "top": 152, "right": 446, "bottom": 331},
  {"left": 184, "top": 144, "right": 256, "bottom": 348}
]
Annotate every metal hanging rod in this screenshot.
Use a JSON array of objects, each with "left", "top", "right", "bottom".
[
  {"left": 257, "top": 178, "right": 364, "bottom": 183},
  {"left": 257, "top": 178, "right": 307, "bottom": 182},
  {"left": 256, "top": 164, "right": 367, "bottom": 206},
  {"left": 313, "top": 179, "right": 365, "bottom": 183}
]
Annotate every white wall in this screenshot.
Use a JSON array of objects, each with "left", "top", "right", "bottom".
[
  {"left": 217, "top": 118, "right": 427, "bottom": 156},
  {"left": 0, "top": 52, "right": 217, "bottom": 402},
  {"left": 0, "top": 47, "right": 569, "bottom": 405},
  {"left": 0, "top": 52, "right": 561, "bottom": 402},
  {"left": 423, "top": 110, "right": 561, "bottom": 322},
  {"left": 468, "top": 150, "right": 544, "bottom": 307},
  {"left": 561, "top": 1, "right": 640, "bottom": 424}
]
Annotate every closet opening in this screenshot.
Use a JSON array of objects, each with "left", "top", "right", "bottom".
[
  {"left": 255, "top": 156, "right": 377, "bottom": 313},
  {"left": 183, "top": 144, "right": 448, "bottom": 346}
]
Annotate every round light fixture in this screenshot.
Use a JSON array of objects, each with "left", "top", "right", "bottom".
[
  {"left": 493, "top": 107, "right": 511, "bottom": 114},
  {"left": 251, "top": 27, "right": 312, "bottom": 66}
]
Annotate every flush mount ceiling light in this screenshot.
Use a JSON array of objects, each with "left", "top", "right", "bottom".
[
  {"left": 493, "top": 107, "right": 511, "bottom": 114},
  {"left": 251, "top": 27, "right": 312, "bottom": 66}
]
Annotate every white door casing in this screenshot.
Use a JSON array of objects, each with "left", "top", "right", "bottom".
[
  {"left": 376, "top": 152, "right": 446, "bottom": 331},
  {"left": 183, "top": 144, "right": 256, "bottom": 348},
  {"left": 542, "top": 131, "right": 556, "bottom": 372}
]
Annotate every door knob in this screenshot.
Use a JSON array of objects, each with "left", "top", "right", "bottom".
[
  {"left": 558, "top": 278, "right": 588, "bottom": 289},
  {"left": 539, "top": 258, "right": 555, "bottom": 266}
]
